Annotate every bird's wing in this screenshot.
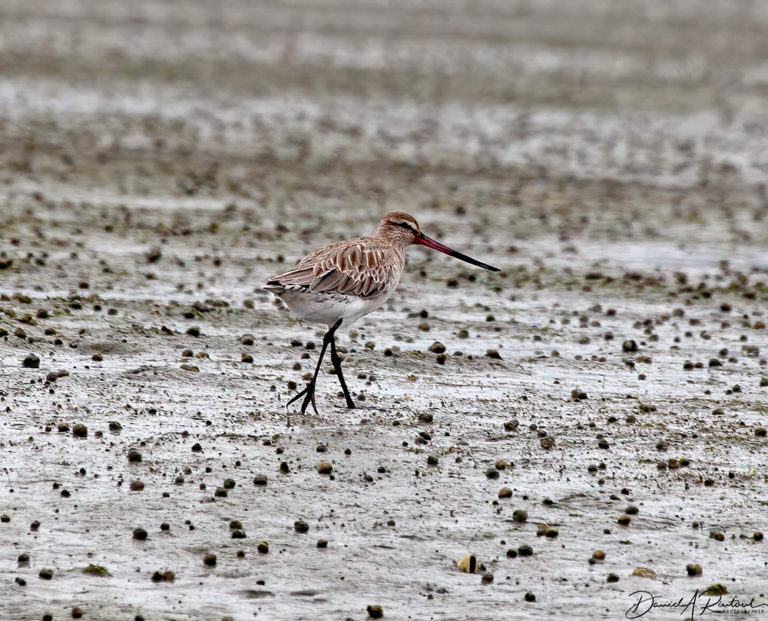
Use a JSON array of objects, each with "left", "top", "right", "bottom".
[{"left": 266, "top": 239, "right": 401, "bottom": 298}]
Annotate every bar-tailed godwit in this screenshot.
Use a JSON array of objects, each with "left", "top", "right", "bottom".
[{"left": 264, "top": 211, "right": 499, "bottom": 414}]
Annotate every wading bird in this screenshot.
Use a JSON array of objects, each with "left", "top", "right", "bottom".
[{"left": 264, "top": 212, "right": 500, "bottom": 414}]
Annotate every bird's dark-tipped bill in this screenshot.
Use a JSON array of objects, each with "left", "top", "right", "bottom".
[{"left": 415, "top": 234, "right": 500, "bottom": 272}]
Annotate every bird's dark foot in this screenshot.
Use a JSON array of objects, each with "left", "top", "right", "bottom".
[{"left": 287, "top": 381, "right": 318, "bottom": 415}]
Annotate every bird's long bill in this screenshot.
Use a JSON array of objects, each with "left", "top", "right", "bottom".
[{"left": 415, "top": 234, "right": 500, "bottom": 272}]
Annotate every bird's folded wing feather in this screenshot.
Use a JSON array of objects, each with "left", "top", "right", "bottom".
[{"left": 268, "top": 240, "right": 398, "bottom": 298}]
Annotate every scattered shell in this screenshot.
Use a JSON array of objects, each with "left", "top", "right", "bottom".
[
  {"left": 513, "top": 509, "right": 528, "bottom": 523},
  {"left": 632, "top": 567, "right": 656, "bottom": 579},
  {"left": 22, "top": 354, "right": 40, "bottom": 368},
  {"left": 81, "top": 563, "right": 110, "bottom": 577},
  {"left": 518, "top": 545, "right": 533, "bottom": 557},
  {"left": 132, "top": 527, "right": 148, "bottom": 541},
  {"left": 203, "top": 554, "right": 217, "bottom": 567},
  {"left": 456, "top": 555, "right": 477, "bottom": 573},
  {"left": 686, "top": 563, "right": 702, "bottom": 576},
  {"left": 571, "top": 389, "right": 588, "bottom": 401},
  {"left": 485, "top": 468, "right": 499, "bottom": 479}
]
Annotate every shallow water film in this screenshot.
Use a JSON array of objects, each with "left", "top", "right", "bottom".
[{"left": 1, "top": 1, "right": 767, "bottom": 619}]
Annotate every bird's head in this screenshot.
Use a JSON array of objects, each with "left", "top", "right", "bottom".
[
  {"left": 377, "top": 211, "right": 422, "bottom": 244},
  {"left": 376, "top": 211, "right": 500, "bottom": 272}
]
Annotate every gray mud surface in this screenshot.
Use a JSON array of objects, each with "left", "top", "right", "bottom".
[{"left": 1, "top": 1, "right": 768, "bottom": 619}]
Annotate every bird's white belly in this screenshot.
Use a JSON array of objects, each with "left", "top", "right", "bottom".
[{"left": 278, "top": 289, "right": 391, "bottom": 328}]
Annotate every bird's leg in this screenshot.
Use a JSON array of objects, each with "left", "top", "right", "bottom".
[
  {"left": 287, "top": 319, "right": 342, "bottom": 415},
  {"left": 330, "top": 335, "right": 355, "bottom": 409}
]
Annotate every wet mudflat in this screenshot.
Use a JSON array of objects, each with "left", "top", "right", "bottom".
[{"left": 1, "top": 1, "right": 768, "bottom": 620}]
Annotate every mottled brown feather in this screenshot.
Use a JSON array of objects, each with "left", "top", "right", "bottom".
[{"left": 269, "top": 238, "right": 404, "bottom": 299}]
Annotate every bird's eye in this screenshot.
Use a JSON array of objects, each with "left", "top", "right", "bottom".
[{"left": 395, "top": 222, "right": 413, "bottom": 230}]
